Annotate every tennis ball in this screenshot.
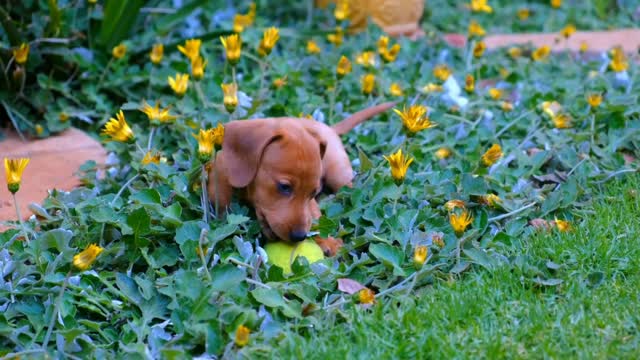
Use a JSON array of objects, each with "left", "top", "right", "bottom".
[{"left": 265, "top": 240, "right": 324, "bottom": 274}]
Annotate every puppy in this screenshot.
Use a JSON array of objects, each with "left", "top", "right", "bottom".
[{"left": 207, "top": 102, "right": 394, "bottom": 255}]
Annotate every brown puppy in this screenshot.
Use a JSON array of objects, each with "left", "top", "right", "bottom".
[{"left": 208, "top": 102, "right": 394, "bottom": 255}]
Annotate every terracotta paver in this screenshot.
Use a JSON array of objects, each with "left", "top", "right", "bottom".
[{"left": 0, "top": 128, "right": 106, "bottom": 229}]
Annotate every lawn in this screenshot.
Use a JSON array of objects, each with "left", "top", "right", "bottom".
[{"left": 1, "top": 1, "right": 639, "bottom": 358}]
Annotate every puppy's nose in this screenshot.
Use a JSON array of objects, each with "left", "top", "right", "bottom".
[{"left": 289, "top": 230, "right": 307, "bottom": 242}]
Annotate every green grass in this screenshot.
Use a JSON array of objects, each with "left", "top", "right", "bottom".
[{"left": 268, "top": 176, "right": 640, "bottom": 359}]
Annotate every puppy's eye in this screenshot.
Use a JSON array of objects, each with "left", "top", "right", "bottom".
[{"left": 276, "top": 182, "right": 293, "bottom": 195}]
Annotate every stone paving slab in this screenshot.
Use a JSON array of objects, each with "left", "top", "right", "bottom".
[{"left": 0, "top": 128, "right": 106, "bottom": 229}]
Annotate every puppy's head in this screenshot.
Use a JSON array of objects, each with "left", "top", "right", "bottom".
[{"left": 222, "top": 119, "right": 326, "bottom": 243}]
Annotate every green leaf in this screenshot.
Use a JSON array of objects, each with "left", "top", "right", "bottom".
[
  {"left": 251, "top": 288, "right": 300, "bottom": 318},
  {"left": 463, "top": 248, "right": 496, "bottom": 270},
  {"left": 317, "top": 216, "right": 338, "bottom": 238},
  {"left": 357, "top": 146, "right": 374, "bottom": 172},
  {"left": 175, "top": 221, "right": 203, "bottom": 245},
  {"left": 127, "top": 207, "right": 151, "bottom": 238},
  {"left": 115, "top": 273, "right": 142, "bottom": 305},
  {"left": 210, "top": 264, "right": 246, "bottom": 293},
  {"left": 369, "top": 243, "right": 405, "bottom": 276},
  {"left": 130, "top": 189, "right": 162, "bottom": 205},
  {"left": 98, "top": 0, "right": 144, "bottom": 48}
]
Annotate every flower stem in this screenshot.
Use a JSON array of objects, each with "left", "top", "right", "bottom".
[
  {"left": 110, "top": 174, "right": 139, "bottom": 206},
  {"left": 98, "top": 58, "right": 113, "bottom": 88},
  {"left": 590, "top": 113, "right": 596, "bottom": 147},
  {"left": 231, "top": 66, "right": 237, "bottom": 86},
  {"left": 194, "top": 81, "right": 209, "bottom": 109},
  {"left": 200, "top": 165, "right": 209, "bottom": 223},
  {"left": 12, "top": 193, "right": 29, "bottom": 242},
  {"left": 147, "top": 126, "right": 156, "bottom": 151},
  {"left": 197, "top": 228, "right": 212, "bottom": 282},
  {"left": 42, "top": 270, "right": 71, "bottom": 349},
  {"left": 329, "top": 79, "right": 340, "bottom": 124}
]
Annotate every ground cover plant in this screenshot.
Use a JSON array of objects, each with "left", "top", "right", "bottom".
[{"left": 1, "top": 0, "right": 639, "bottom": 358}]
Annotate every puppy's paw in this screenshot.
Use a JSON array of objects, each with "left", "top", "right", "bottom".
[{"left": 314, "top": 236, "right": 344, "bottom": 257}]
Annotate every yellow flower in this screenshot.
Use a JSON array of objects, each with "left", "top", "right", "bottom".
[
  {"left": 552, "top": 113, "right": 571, "bottom": 129},
  {"left": 191, "top": 55, "right": 207, "bottom": 81},
  {"left": 150, "top": 43, "right": 163, "bottom": 64},
  {"left": 272, "top": 76, "right": 287, "bottom": 89},
  {"left": 220, "top": 34, "right": 242, "bottom": 65},
  {"left": 193, "top": 124, "right": 225, "bottom": 162},
  {"left": 383, "top": 148, "right": 414, "bottom": 184},
  {"left": 464, "top": 74, "right": 475, "bottom": 93},
  {"left": 413, "top": 246, "right": 428, "bottom": 266},
  {"left": 389, "top": 83, "right": 404, "bottom": 97},
  {"left": 468, "top": 20, "right": 486, "bottom": 37},
  {"left": 517, "top": 8, "right": 530, "bottom": 21},
  {"left": 482, "top": 194, "right": 501, "bottom": 207},
  {"left": 435, "top": 147, "right": 452, "bottom": 160},
  {"left": 508, "top": 46, "right": 522, "bottom": 59},
  {"left": 358, "top": 288, "right": 375, "bottom": 304},
  {"left": 481, "top": 143, "right": 503, "bottom": 166},
  {"left": 473, "top": 41, "right": 486, "bottom": 58},
  {"left": 361, "top": 73, "right": 375, "bottom": 95},
  {"left": 356, "top": 51, "right": 376, "bottom": 68},
  {"left": 13, "top": 43, "right": 29, "bottom": 65},
  {"left": 470, "top": 0, "right": 492, "bottom": 13},
  {"left": 450, "top": 210, "right": 473, "bottom": 237},
  {"left": 501, "top": 101, "right": 514, "bottom": 112},
  {"left": 142, "top": 151, "right": 161, "bottom": 165},
  {"left": 221, "top": 83, "right": 238, "bottom": 113},
  {"left": 380, "top": 44, "right": 400, "bottom": 63},
  {"left": 488, "top": 88, "right": 502, "bottom": 100},
  {"left": 609, "top": 46, "right": 628, "bottom": 72},
  {"left": 35, "top": 124, "right": 44, "bottom": 136},
  {"left": 140, "top": 101, "right": 176, "bottom": 124},
  {"left": 587, "top": 93, "right": 602, "bottom": 108},
  {"left": 394, "top": 105, "right": 436, "bottom": 135},
  {"left": 422, "top": 83, "right": 443, "bottom": 93},
  {"left": 59, "top": 112, "right": 69, "bottom": 123},
  {"left": 233, "top": 13, "right": 254, "bottom": 33},
  {"left": 579, "top": 41, "right": 588, "bottom": 53},
  {"left": 88, "top": 0, "right": 97, "bottom": 4},
  {"left": 336, "top": 55, "right": 352, "bottom": 78},
  {"left": 560, "top": 24, "right": 576, "bottom": 39},
  {"left": 258, "top": 27, "right": 280, "bottom": 57},
  {"left": 72, "top": 244, "right": 104, "bottom": 271},
  {"left": 307, "top": 40, "right": 321, "bottom": 54},
  {"left": 327, "top": 26, "right": 344, "bottom": 46},
  {"left": 112, "top": 43, "right": 127, "bottom": 59},
  {"left": 102, "top": 110, "right": 134, "bottom": 142},
  {"left": 445, "top": 199, "right": 466, "bottom": 212},
  {"left": 334, "top": 0, "right": 350, "bottom": 21},
  {"left": 433, "top": 64, "right": 451, "bottom": 82},
  {"left": 532, "top": 45, "right": 550, "bottom": 61},
  {"left": 168, "top": 73, "right": 189, "bottom": 97},
  {"left": 377, "top": 36, "right": 390, "bottom": 55},
  {"left": 178, "top": 38, "right": 201, "bottom": 62},
  {"left": 541, "top": 101, "right": 561, "bottom": 117},
  {"left": 432, "top": 234, "right": 445, "bottom": 248},
  {"left": 551, "top": 0, "right": 562, "bottom": 8},
  {"left": 235, "top": 325, "right": 250, "bottom": 347},
  {"left": 4, "top": 158, "right": 30, "bottom": 194},
  {"left": 554, "top": 218, "right": 571, "bottom": 232}
]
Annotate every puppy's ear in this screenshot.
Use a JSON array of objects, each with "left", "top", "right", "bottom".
[
  {"left": 221, "top": 120, "right": 283, "bottom": 188},
  {"left": 305, "top": 128, "right": 327, "bottom": 160}
]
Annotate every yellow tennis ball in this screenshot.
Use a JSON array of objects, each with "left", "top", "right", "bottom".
[{"left": 265, "top": 240, "right": 324, "bottom": 274}]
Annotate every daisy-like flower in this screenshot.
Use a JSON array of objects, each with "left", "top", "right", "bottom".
[
  {"left": 233, "top": 13, "right": 253, "bottom": 33},
  {"left": 587, "top": 93, "right": 602, "bottom": 108},
  {"left": 334, "top": 0, "right": 350, "bottom": 21},
  {"left": 541, "top": 100, "right": 562, "bottom": 117},
  {"left": 422, "top": 83, "right": 443, "bottom": 93},
  {"left": 13, "top": 43, "right": 30, "bottom": 65},
  {"left": 336, "top": 55, "right": 352, "bottom": 78},
  {"left": 394, "top": 105, "right": 436, "bottom": 135},
  {"left": 193, "top": 124, "right": 225, "bottom": 162},
  {"left": 481, "top": 144, "right": 503, "bottom": 166},
  {"left": 554, "top": 218, "right": 571, "bottom": 232},
  {"left": 473, "top": 41, "right": 486, "bottom": 58},
  {"left": 102, "top": 110, "right": 134, "bottom": 142},
  {"left": 272, "top": 76, "right": 287, "bottom": 89},
  {"left": 112, "top": 43, "right": 127, "bottom": 59},
  {"left": 307, "top": 40, "right": 321, "bottom": 54},
  {"left": 356, "top": 51, "right": 376, "bottom": 68},
  {"left": 517, "top": 8, "right": 530, "bottom": 21},
  {"left": 465, "top": 74, "right": 475, "bottom": 93},
  {"left": 4, "top": 158, "right": 30, "bottom": 194},
  {"left": 168, "top": 73, "right": 189, "bottom": 97},
  {"left": 221, "top": 83, "right": 238, "bottom": 113},
  {"left": 59, "top": 112, "right": 69, "bottom": 123},
  {"left": 468, "top": 20, "right": 486, "bottom": 37},
  {"left": 433, "top": 64, "right": 452, "bottom": 82},
  {"left": 178, "top": 38, "right": 201, "bottom": 62},
  {"left": 508, "top": 47, "right": 522, "bottom": 59},
  {"left": 552, "top": 113, "right": 571, "bottom": 128},
  {"left": 551, "top": 0, "right": 562, "bottom": 9},
  {"left": 235, "top": 325, "right": 250, "bottom": 347},
  {"left": 389, "top": 83, "right": 404, "bottom": 97},
  {"left": 561, "top": 24, "right": 576, "bottom": 39},
  {"left": 435, "top": 147, "right": 452, "bottom": 160},
  {"left": 358, "top": 288, "right": 375, "bottom": 304},
  {"left": 482, "top": 194, "right": 501, "bottom": 207},
  {"left": 532, "top": 45, "right": 551, "bottom": 61},
  {"left": 488, "top": 88, "right": 502, "bottom": 100},
  {"left": 377, "top": 36, "right": 390, "bottom": 54},
  {"left": 258, "top": 27, "right": 279, "bottom": 57},
  {"left": 469, "top": 0, "right": 492, "bottom": 13},
  {"left": 72, "top": 244, "right": 104, "bottom": 271},
  {"left": 413, "top": 246, "right": 428, "bottom": 266},
  {"left": 450, "top": 209, "right": 474, "bottom": 237},
  {"left": 220, "top": 34, "right": 242, "bottom": 65},
  {"left": 609, "top": 46, "right": 628, "bottom": 72},
  {"left": 361, "top": 73, "right": 375, "bottom": 95},
  {"left": 383, "top": 148, "right": 414, "bottom": 184},
  {"left": 380, "top": 44, "right": 400, "bottom": 63},
  {"left": 191, "top": 55, "right": 207, "bottom": 81},
  {"left": 501, "top": 101, "right": 514, "bottom": 112},
  {"left": 150, "top": 43, "right": 164, "bottom": 64},
  {"left": 445, "top": 199, "right": 466, "bottom": 211},
  {"left": 579, "top": 42, "right": 588, "bottom": 53},
  {"left": 327, "top": 26, "right": 344, "bottom": 46},
  {"left": 142, "top": 151, "right": 161, "bottom": 165},
  {"left": 140, "top": 101, "right": 176, "bottom": 125}
]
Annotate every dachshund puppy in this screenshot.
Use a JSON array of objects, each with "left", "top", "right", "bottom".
[{"left": 208, "top": 103, "right": 394, "bottom": 255}]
